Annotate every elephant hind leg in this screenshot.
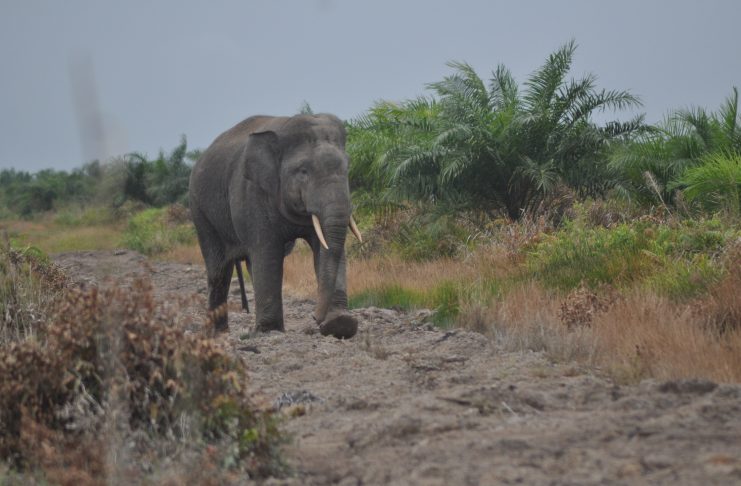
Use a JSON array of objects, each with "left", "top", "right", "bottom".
[{"left": 193, "top": 208, "right": 232, "bottom": 331}]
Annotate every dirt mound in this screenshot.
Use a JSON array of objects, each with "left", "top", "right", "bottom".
[{"left": 54, "top": 250, "right": 741, "bottom": 485}]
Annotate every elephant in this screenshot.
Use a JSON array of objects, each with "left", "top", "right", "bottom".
[{"left": 188, "top": 114, "right": 362, "bottom": 339}]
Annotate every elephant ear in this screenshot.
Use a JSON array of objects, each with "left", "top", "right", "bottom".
[{"left": 244, "top": 130, "right": 280, "bottom": 195}]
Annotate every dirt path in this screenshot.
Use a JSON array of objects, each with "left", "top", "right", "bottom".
[{"left": 54, "top": 250, "right": 741, "bottom": 485}]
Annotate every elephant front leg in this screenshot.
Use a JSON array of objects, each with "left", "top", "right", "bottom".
[{"left": 250, "top": 247, "right": 285, "bottom": 333}]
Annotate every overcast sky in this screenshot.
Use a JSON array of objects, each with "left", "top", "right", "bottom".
[{"left": 1, "top": 0, "right": 740, "bottom": 172}]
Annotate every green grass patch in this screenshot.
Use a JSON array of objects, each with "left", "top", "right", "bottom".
[
  {"left": 121, "top": 207, "right": 195, "bottom": 255},
  {"left": 645, "top": 253, "right": 724, "bottom": 299},
  {"left": 349, "top": 284, "right": 426, "bottom": 311},
  {"left": 527, "top": 222, "right": 655, "bottom": 290},
  {"left": 526, "top": 217, "right": 738, "bottom": 296},
  {"left": 54, "top": 206, "right": 115, "bottom": 227},
  {"left": 349, "top": 280, "right": 470, "bottom": 328}
]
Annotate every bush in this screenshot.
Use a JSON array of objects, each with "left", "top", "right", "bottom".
[
  {"left": 527, "top": 221, "right": 655, "bottom": 290},
  {"left": 678, "top": 151, "right": 741, "bottom": 216},
  {"left": 0, "top": 246, "right": 67, "bottom": 343},
  {"left": 121, "top": 206, "right": 195, "bottom": 255},
  {"left": 391, "top": 215, "right": 468, "bottom": 261},
  {"left": 527, "top": 217, "right": 737, "bottom": 296},
  {"left": 0, "top": 247, "right": 284, "bottom": 481}
]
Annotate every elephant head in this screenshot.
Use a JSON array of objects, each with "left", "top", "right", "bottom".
[{"left": 243, "top": 114, "right": 361, "bottom": 333}]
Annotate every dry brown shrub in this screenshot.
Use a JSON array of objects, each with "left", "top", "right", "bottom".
[
  {"left": 0, "top": 250, "right": 283, "bottom": 481},
  {"left": 164, "top": 203, "right": 191, "bottom": 225},
  {"left": 559, "top": 283, "right": 619, "bottom": 329},
  {"left": 584, "top": 198, "right": 635, "bottom": 228},
  {"left": 1, "top": 247, "right": 68, "bottom": 343},
  {"left": 533, "top": 183, "right": 576, "bottom": 226}
]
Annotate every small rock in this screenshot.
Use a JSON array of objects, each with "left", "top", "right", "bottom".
[{"left": 274, "top": 390, "right": 323, "bottom": 410}]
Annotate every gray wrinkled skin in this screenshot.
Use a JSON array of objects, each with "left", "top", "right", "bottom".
[{"left": 189, "top": 114, "right": 358, "bottom": 338}]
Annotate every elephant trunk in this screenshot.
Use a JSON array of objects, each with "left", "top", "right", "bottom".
[{"left": 313, "top": 211, "right": 349, "bottom": 324}]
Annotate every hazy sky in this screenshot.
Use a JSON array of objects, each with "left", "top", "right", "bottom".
[{"left": 1, "top": 0, "right": 740, "bottom": 171}]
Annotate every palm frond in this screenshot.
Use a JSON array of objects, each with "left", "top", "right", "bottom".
[
  {"left": 567, "top": 89, "right": 642, "bottom": 126},
  {"left": 717, "top": 86, "right": 741, "bottom": 151},
  {"left": 522, "top": 39, "right": 577, "bottom": 113},
  {"left": 488, "top": 64, "right": 519, "bottom": 111}
]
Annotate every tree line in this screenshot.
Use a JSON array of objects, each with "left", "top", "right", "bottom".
[
  {"left": 2, "top": 41, "right": 739, "bottom": 220},
  {"left": 0, "top": 136, "right": 198, "bottom": 217}
]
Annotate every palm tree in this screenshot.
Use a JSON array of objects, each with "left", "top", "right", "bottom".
[
  {"left": 610, "top": 87, "right": 741, "bottom": 205},
  {"left": 349, "top": 40, "right": 643, "bottom": 219},
  {"left": 678, "top": 151, "right": 741, "bottom": 216},
  {"left": 120, "top": 135, "right": 193, "bottom": 207}
]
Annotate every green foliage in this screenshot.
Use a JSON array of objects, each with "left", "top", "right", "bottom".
[
  {"left": 527, "top": 222, "right": 654, "bottom": 290},
  {"left": 391, "top": 213, "right": 467, "bottom": 261},
  {"left": 646, "top": 253, "right": 722, "bottom": 299},
  {"left": 429, "top": 281, "right": 461, "bottom": 327},
  {"left": 120, "top": 135, "right": 196, "bottom": 207},
  {"left": 527, "top": 217, "right": 735, "bottom": 297},
  {"left": 0, "top": 138, "right": 197, "bottom": 218},
  {"left": 610, "top": 87, "right": 741, "bottom": 206},
  {"left": 677, "top": 152, "right": 741, "bottom": 216},
  {"left": 348, "top": 40, "right": 642, "bottom": 220},
  {"left": 348, "top": 284, "right": 425, "bottom": 311},
  {"left": 121, "top": 206, "right": 195, "bottom": 255},
  {"left": 0, "top": 163, "right": 101, "bottom": 217}
]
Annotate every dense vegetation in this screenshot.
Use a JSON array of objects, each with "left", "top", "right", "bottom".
[
  {"left": 346, "top": 41, "right": 739, "bottom": 223},
  {"left": 0, "top": 136, "right": 197, "bottom": 218},
  {"left": 348, "top": 41, "right": 644, "bottom": 219}
]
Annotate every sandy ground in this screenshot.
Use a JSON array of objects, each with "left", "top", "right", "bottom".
[{"left": 54, "top": 250, "right": 741, "bottom": 485}]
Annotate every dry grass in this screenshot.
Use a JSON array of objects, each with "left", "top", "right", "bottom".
[
  {"left": 458, "top": 283, "right": 598, "bottom": 364},
  {"left": 454, "top": 276, "right": 741, "bottom": 384},
  {"left": 158, "top": 243, "right": 204, "bottom": 265},
  {"left": 593, "top": 291, "right": 741, "bottom": 383},
  {"left": 282, "top": 241, "right": 515, "bottom": 305}
]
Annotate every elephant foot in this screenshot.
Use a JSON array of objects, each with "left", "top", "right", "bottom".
[
  {"left": 319, "top": 310, "right": 358, "bottom": 339},
  {"left": 255, "top": 319, "right": 285, "bottom": 334}
]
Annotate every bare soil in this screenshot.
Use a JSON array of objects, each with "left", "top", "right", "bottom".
[{"left": 54, "top": 250, "right": 741, "bottom": 485}]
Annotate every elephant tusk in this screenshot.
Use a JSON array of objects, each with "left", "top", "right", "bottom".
[
  {"left": 349, "top": 215, "right": 363, "bottom": 243},
  {"left": 312, "top": 214, "right": 330, "bottom": 250}
]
